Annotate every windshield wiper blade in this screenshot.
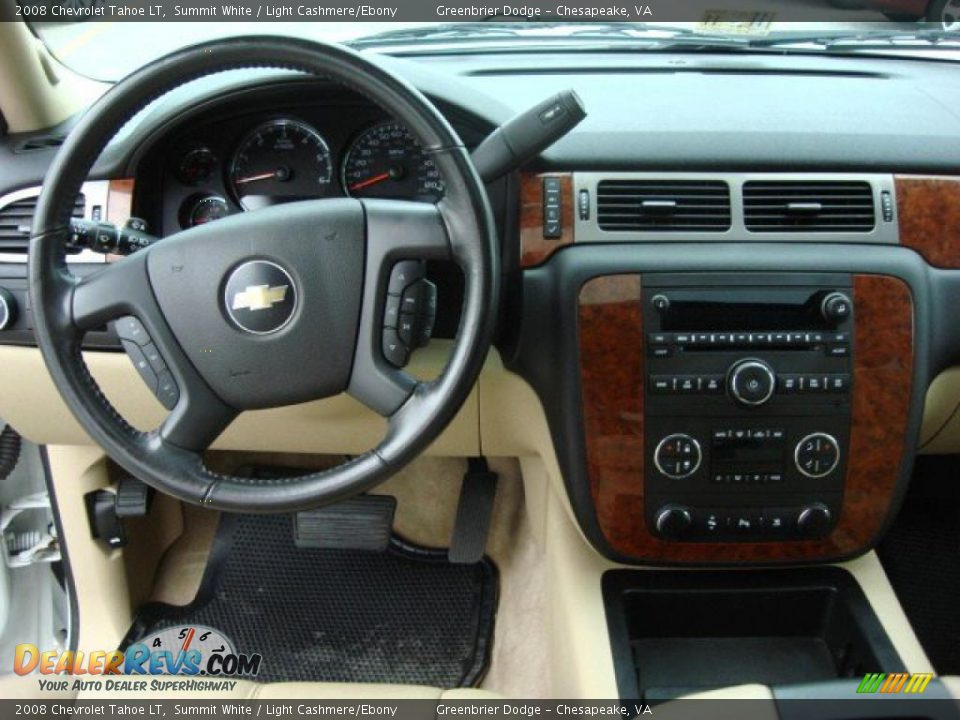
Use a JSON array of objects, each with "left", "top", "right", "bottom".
[{"left": 746, "top": 28, "right": 960, "bottom": 49}]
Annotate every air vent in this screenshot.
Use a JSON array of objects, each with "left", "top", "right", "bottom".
[
  {"left": 0, "top": 194, "right": 85, "bottom": 254},
  {"left": 596, "top": 180, "right": 731, "bottom": 232},
  {"left": 16, "top": 135, "right": 66, "bottom": 153},
  {"left": 743, "top": 181, "right": 875, "bottom": 233}
]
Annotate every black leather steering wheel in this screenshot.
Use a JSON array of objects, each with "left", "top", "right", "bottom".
[{"left": 29, "top": 37, "right": 499, "bottom": 511}]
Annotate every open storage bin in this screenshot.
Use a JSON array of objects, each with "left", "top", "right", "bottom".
[{"left": 603, "top": 568, "right": 905, "bottom": 701}]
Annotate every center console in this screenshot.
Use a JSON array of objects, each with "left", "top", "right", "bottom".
[
  {"left": 576, "top": 271, "right": 915, "bottom": 564},
  {"left": 643, "top": 280, "right": 854, "bottom": 543}
]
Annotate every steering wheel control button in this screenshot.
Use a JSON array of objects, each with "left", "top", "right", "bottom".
[
  {"left": 383, "top": 266, "right": 437, "bottom": 367},
  {"left": 728, "top": 359, "right": 776, "bottom": 407},
  {"left": 795, "top": 432, "right": 841, "bottom": 478},
  {"left": 141, "top": 343, "right": 167, "bottom": 375},
  {"left": 155, "top": 371, "right": 180, "bottom": 410},
  {"left": 383, "top": 294, "right": 402, "bottom": 327},
  {"left": 387, "top": 260, "right": 425, "bottom": 295},
  {"left": 121, "top": 340, "right": 158, "bottom": 394},
  {"left": 114, "top": 316, "right": 150, "bottom": 345},
  {"left": 224, "top": 260, "right": 297, "bottom": 335},
  {"left": 382, "top": 328, "right": 409, "bottom": 368},
  {"left": 654, "top": 433, "right": 702, "bottom": 479}
]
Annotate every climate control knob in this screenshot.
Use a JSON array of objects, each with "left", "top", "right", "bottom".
[
  {"left": 654, "top": 433, "right": 702, "bottom": 479},
  {"left": 794, "top": 432, "right": 840, "bottom": 478},
  {"left": 728, "top": 359, "right": 776, "bottom": 407},
  {"left": 0, "top": 288, "right": 16, "bottom": 330},
  {"left": 797, "top": 502, "right": 834, "bottom": 537},
  {"left": 654, "top": 504, "right": 693, "bottom": 539}
]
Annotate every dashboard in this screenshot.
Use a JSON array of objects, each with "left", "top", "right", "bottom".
[{"left": 3, "top": 50, "right": 960, "bottom": 568}]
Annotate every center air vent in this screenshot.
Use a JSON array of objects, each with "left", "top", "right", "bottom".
[
  {"left": 0, "top": 194, "right": 85, "bottom": 254},
  {"left": 743, "top": 181, "right": 875, "bottom": 233},
  {"left": 596, "top": 180, "right": 731, "bottom": 232}
]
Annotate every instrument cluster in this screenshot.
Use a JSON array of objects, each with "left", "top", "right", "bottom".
[{"left": 163, "top": 110, "right": 445, "bottom": 232}]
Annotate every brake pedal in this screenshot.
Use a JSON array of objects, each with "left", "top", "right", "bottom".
[
  {"left": 448, "top": 457, "right": 498, "bottom": 564},
  {"left": 294, "top": 495, "right": 396, "bottom": 552}
]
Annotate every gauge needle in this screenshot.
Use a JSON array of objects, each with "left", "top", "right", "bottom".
[
  {"left": 349, "top": 172, "right": 391, "bottom": 192},
  {"left": 235, "top": 170, "right": 278, "bottom": 185}
]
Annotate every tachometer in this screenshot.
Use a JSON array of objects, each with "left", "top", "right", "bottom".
[
  {"left": 342, "top": 121, "right": 443, "bottom": 202},
  {"left": 229, "top": 118, "right": 333, "bottom": 211}
]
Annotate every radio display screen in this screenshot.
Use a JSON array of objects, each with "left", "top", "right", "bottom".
[
  {"left": 656, "top": 289, "right": 833, "bottom": 332},
  {"left": 712, "top": 435, "right": 785, "bottom": 471}
]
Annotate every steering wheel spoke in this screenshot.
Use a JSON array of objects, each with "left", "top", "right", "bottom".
[
  {"left": 70, "top": 252, "right": 158, "bottom": 333},
  {"left": 159, "top": 378, "right": 237, "bottom": 452},
  {"left": 347, "top": 199, "right": 452, "bottom": 416}
]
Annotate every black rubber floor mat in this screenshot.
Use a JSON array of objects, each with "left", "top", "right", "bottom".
[
  {"left": 124, "top": 513, "right": 497, "bottom": 687},
  {"left": 878, "top": 497, "right": 960, "bottom": 674}
]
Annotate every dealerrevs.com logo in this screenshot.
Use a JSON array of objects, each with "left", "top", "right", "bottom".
[{"left": 15, "top": 625, "right": 262, "bottom": 679}]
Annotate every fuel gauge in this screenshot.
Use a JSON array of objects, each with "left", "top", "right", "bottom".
[{"left": 181, "top": 194, "right": 229, "bottom": 228}]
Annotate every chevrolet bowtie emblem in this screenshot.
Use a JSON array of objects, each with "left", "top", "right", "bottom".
[{"left": 232, "top": 284, "right": 289, "bottom": 312}]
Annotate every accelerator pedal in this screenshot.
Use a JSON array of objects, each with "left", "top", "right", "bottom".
[
  {"left": 294, "top": 495, "right": 396, "bottom": 552},
  {"left": 448, "top": 457, "right": 499, "bottom": 564}
]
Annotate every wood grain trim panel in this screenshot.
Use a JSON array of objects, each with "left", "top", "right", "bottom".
[
  {"left": 106, "top": 178, "right": 134, "bottom": 226},
  {"left": 896, "top": 175, "right": 960, "bottom": 269},
  {"left": 578, "top": 274, "right": 913, "bottom": 563},
  {"left": 105, "top": 179, "right": 134, "bottom": 263},
  {"left": 519, "top": 172, "right": 573, "bottom": 268}
]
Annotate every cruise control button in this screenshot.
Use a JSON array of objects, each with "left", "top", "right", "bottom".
[
  {"left": 115, "top": 316, "right": 150, "bottom": 346},
  {"left": 154, "top": 370, "right": 180, "bottom": 410},
  {"left": 141, "top": 342, "right": 167, "bottom": 375},
  {"left": 121, "top": 340, "right": 157, "bottom": 394}
]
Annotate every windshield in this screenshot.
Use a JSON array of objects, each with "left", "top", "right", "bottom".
[{"left": 29, "top": 14, "right": 960, "bottom": 83}]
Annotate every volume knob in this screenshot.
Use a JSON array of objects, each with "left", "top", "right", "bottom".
[
  {"left": 728, "top": 358, "right": 776, "bottom": 407},
  {"left": 821, "top": 292, "right": 852, "bottom": 324}
]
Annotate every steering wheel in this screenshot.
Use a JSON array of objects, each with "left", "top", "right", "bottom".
[{"left": 29, "top": 37, "right": 499, "bottom": 511}]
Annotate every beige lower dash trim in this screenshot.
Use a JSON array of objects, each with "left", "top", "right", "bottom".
[{"left": 0, "top": 342, "right": 480, "bottom": 456}]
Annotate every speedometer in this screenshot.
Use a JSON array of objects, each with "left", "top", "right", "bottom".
[
  {"left": 342, "top": 121, "right": 444, "bottom": 202},
  {"left": 229, "top": 118, "right": 333, "bottom": 211}
]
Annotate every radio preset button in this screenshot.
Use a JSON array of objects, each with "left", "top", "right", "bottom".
[{"left": 654, "top": 433, "right": 702, "bottom": 479}]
